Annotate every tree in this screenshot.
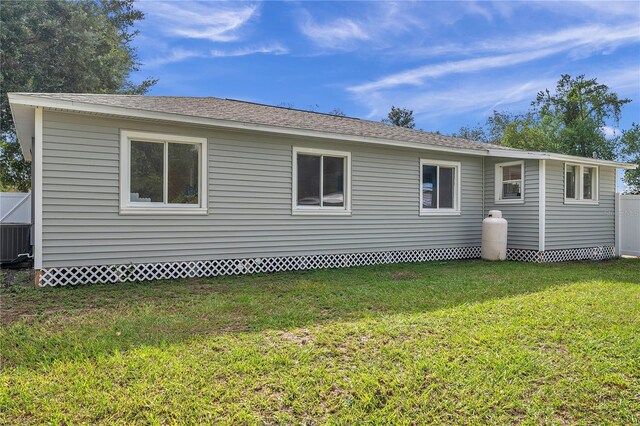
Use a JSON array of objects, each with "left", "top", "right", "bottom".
[
  {"left": 500, "top": 112, "right": 564, "bottom": 153},
  {"left": 0, "top": 0, "right": 156, "bottom": 191},
  {"left": 0, "top": 137, "right": 30, "bottom": 192},
  {"left": 382, "top": 106, "right": 415, "bottom": 128},
  {"left": 620, "top": 123, "right": 640, "bottom": 191},
  {"left": 453, "top": 111, "right": 524, "bottom": 145},
  {"left": 455, "top": 75, "right": 634, "bottom": 165},
  {"left": 328, "top": 107, "right": 346, "bottom": 117},
  {"left": 453, "top": 124, "right": 489, "bottom": 143},
  {"left": 528, "top": 74, "right": 630, "bottom": 159}
]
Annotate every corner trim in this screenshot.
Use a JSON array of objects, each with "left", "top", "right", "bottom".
[
  {"left": 614, "top": 192, "right": 621, "bottom": 257},
  {"left": 539, "top": 159, "right": 546, "bottom": 251},
  {"left": 34, "top": 107, "right": 43, "bottom": 270}
]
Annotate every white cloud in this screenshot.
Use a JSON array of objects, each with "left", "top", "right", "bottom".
[
  {"left": 139, "top": 1, "right": 259, "bottom": 42},
  {"left": 142, "top": 44, "right": 288, "bottom": 67},
  {"left": 144, "top": 48, "right": 204, "bottom": 67},
  {"left": 348, "top": 48, "right": 564, "bottom": 93},
  {"left": 210, "top": 44, "right": 288, "bottom": 57},
  {"left": 407, "top": 78, "right": 557, "bottom": 119},
  {"left": 348, "top": 22, "right": 640, "bottom": 94},
  {"left": 296, "top": 3, "right": 428, "bottom": 51},
  {"left": 536, "top": 0, "right": 638, "bottom": 19},
  {"left": 351, "top": 64, "right": 640, "bottom": 125},
  {"left": 394, "top": 22, "right": 640, "bottom": 59},
  {"left": 601, "top": 126, "right": 619, "bottom": 138},
  {"left": 464, "top": 1, "right": 493, "bottom": 22},
  {"left": 298, "top": 12, "right": 370, "bottom": 49},
  {"left": 601, "top": 66, "right": 640, "bottom": 93},
  {"left": 351, "top": 75, "right": 559, "bottom": 124}
]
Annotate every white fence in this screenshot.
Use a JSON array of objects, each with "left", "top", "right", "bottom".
[
  {"left": 0, "top": 192, "right": 31, "bottom": 224},
  {"left": 616, "top": 194, "right": 640, "bottom": 257}
]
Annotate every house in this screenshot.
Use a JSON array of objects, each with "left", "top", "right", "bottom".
[{"left": 8, "top": 93, "right": 637, "bottom": 287}]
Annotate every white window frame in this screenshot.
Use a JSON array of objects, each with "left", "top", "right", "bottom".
[
  {"left": 292, "top": 147, "right": 352, "bottom": 216},
  {"left": 495, "top": 160, "right": 525, "bottom": 204},
  {"left": 419, "top": 159, "right": 461, "bottom": 216},
  {"left": 120, "top": 130, "right": 208, "bottom": 215},
  {"left": 564, "top": 163, "right": 599, "bottom": 205}
]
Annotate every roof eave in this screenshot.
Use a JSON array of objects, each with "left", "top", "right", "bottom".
[
  {"left": 487, "top": 148, "right": 637, "bottom": 169},
  {"left": 7, "top": 95, "right": 35, "bottom": 161}
]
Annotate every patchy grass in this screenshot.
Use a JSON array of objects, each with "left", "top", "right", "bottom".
[
  {"left": 1, "top": 259, "right": 639, "bottom": 424},
  {"left": 0, "top": 267, "right": 34, "bottom": 289}
]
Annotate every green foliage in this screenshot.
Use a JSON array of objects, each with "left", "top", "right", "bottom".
[
  {"left": 0, "top": 135, "right": 30, "bottom": 191},
  {"left": 452, "top": 124, "right": 490, "bottom": 143},
  {"left": 620, "top": 123, "right": 640, "bottom": 191},
  {"left": 530, "top": 74, "right": 630, "bottom": 159},
  {"left": 453, "top": 111, "right": 527, "bottom": 145},
  {"left": 1, "top": 259, "right": 639, "bottom": 423},
  {"left": 535, "top": 74, "right": 629, "bottom": 130},
  {"left": 501, "top": 111, "right": 563, "bottom": 153},
  {"left": 382, "top": 106, "right": 415, "bottom": 128},
  {"left": 0, "top": 0, "right": 156, "bottom": 191},
  {"left": 454, "top": 75, "right": 635, "bottom": 168}
]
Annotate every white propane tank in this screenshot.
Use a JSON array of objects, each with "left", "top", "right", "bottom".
[{"left": 482, "top": 210, "right": 508, "bottom": 261}]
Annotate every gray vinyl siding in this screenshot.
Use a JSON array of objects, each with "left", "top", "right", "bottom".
[
  {"left": 544, "top": 160, "right": 615, "bottom": 249},
  {"left": 41, "top": 110, "right": 484, "bottom": 268},
  {"left": 484, "top": 158, "right": 539, "bottom": 250}
]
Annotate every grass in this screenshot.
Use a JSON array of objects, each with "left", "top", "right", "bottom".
[{"left": 1, "top": 259, "right": 639, "bottom": 424}]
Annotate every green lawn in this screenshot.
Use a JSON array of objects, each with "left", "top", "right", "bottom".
[{"left": 1, "top": 259, "right": 639, "bottom": 424}]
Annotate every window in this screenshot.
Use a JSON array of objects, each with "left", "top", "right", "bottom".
[
  {"left": 420, "top": 160, "right": 461, "bottom": 215},
  {"left": 564, "top": 163, "right": 598, "bottom": 203},
  {"left": 292, "top": 148, "right": 351, "bottom": 215},
  {"left": 565, "top": 165, "right": 577, "bottom": 199},
  {"left": 495, "top": 161, "right": 524, "bottom": 203},
  {"left": 120, "top": 130, "right": 207, "bottom": 214}
]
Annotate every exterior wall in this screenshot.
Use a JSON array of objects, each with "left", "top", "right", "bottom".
[
  {"left": 484, "top": 157, "right": 539, "bottom": 250},
  {"left": 544, "top": 160, "right": 615, "bottom": 249},
  {"left": 41, "top": 110, "right": 485, "bottom": 268}
]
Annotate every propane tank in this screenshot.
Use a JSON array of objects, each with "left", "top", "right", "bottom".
[{"left": 482, "top": 210, "right": 508, "bottom": 261}]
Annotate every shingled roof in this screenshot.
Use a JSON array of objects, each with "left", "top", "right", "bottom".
[{"left": 11, "top": 93, "right": 516, "bottom": 153}]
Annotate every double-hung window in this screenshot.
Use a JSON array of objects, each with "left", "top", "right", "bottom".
[
  {"left": 565, "top": 163, "right": 598, "bottom": 203},
  {"left": 120, "top": 130, "right": 207, "bottom": 214},
  {"left": 293, "top": 147, "right": 351, "bottom": 215},
  {"left": 495, "top": 161, "right": 524, "bottom": 203},
  {"left": 420, "top": 159, "right": 461, "bottom": 215}
]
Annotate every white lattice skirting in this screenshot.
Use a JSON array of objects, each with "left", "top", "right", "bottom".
[
  {"left": 37, "top": 245, "right": 617, "bottom": 286},
  {"left": 507, "top": 246, "right": 616, "bottom": 263},
  {"left": 37, "top": 246, "right": 482, "bottom": 287}
]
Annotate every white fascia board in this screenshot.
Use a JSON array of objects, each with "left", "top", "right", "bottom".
[
  {"left": 34, "top": 107, "right": 43, "bottom": 269},
  {"left": 9, "top": 103, "right": 35, "bottom": 161},
  {"left": 8, "top": 94, "right": 487, "bottom": 157},
  {"left": 487, "top": 148, "right": 637, "bottom": 169},
  {"left": 538, "top": 159, "right": 546, "bottom": 252}
]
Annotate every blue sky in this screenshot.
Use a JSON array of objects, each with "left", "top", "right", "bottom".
[{"left": 130, "top": 0, "right": 640, "bottom": 136}]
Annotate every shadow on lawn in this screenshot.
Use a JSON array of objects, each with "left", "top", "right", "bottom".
[{"left": 1, "top": 258, "right": 639, "bottom": 370}]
